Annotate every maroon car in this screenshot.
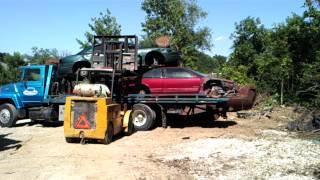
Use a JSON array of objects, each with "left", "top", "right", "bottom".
[
  {"left": 138, "top": 67, "right": 256, "bottom": 111},
  {"left": 139, "top": 67, "right": 208, "bottom": 94}
]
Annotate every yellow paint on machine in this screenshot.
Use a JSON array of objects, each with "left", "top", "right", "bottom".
[{"left": 64, "top": 96, "right": 129, "bottom": 141}]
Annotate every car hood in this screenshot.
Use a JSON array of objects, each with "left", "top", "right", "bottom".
[
  {"left": 0, "top": 83, "right": 19, "bottom": 95},
  {"left": 60, "top": 54, "right": 83, "bottom": 63}
]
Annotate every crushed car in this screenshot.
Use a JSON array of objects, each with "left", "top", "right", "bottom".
[{"left": 139, "top": 67, "right": 256, "bottom": 111}]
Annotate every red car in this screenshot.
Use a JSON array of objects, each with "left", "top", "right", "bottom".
[
  {"left": 139, "top": 67, "right": 210, "bottom": 94},
  {"left": 138, "top": 67, "right": 256, "bottom": 111},
  {"left": 139, "top": 67, "right": 237, "bottom": 94}
]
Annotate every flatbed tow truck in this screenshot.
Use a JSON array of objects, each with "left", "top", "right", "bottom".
[
  {"left": 63, "top": 35, "right": 228, "bottom": 144},
  {"left": 0, "top": 35, "right": 228, "bottom": 133}
]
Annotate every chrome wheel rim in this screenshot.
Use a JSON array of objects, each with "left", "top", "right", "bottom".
[
  {"left": 0, "top": 109, "right": 11, "bottom": 124},
  {"left": 133, "top": 110, "right": 147, "bottom": 127},
  {"left": 139, "top": 90, "right": 146, "bottom": 95}
]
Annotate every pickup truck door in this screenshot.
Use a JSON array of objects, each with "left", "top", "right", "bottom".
[{"left": 19, "top": 67, "right": 45, "bottom": 103}]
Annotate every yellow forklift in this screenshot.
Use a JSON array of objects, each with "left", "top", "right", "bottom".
[
  {"left": 64, "top": 36, "right": 139, "bottom": 144},
  {"left": 63, "top": 83, "right": 133, "bottom": 144}
]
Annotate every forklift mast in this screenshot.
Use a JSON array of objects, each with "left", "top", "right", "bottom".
[
  {"left": 75, "top": 35, "right": 140, "bottom": 101},
  {"left": 91, "top": 35, "right": 138, "bottom": 72}
]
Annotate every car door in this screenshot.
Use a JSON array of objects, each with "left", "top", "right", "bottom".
[
  {"left": 141, "top": 68, "right": 163, "bottom": 94},
  {"left": 163, "top": 68, "right": 201, "bottom": 94},
  {"left": 19, "top": 67, "right": 45, "bottom": 103}
]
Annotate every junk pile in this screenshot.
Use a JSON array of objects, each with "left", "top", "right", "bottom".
[
  {"left": 287, "top": 107, "right": 320, "bottom": 132},
  {"left": 236, "top": 107, "right": 273, "bottom": 119}
]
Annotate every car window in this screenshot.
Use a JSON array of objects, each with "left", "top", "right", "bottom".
[
  {"left": 24, "top": 69, "right": 41, "bottom": 81},
  {"left": 143, "top": 69, "right": 162, "bottom": 78},
  {"left": 165, "top": 68, "right": 194, "bottom": 78},
  {"left": 188, "top": 69, "right": 207, "bottom": 77}
]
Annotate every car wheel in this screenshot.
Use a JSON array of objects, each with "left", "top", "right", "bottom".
[
  {"left": 0, "top": 103, "right": 18, "bottom": 127},
  {"left": 139, "top": 89, "right": 147, "bottom": 95},
  {"left": 132, "top": 104, "right": 156, "bottom": 131},
  {"left": 138, "top": 87, "right": 150, "bottom": 95}
]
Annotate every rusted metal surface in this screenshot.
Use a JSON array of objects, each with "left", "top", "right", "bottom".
[
  {"left": 228, "top": 86, "right": 256, "bottom": 111},
  {"left": 155, "top": 35, "right": 170, "bottom": 48}
]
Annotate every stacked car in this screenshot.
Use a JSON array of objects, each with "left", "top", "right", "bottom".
[{"left": 58, "top": 42, "right": 256, "bottom": 112}]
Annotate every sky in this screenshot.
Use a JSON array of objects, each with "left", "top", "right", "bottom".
[{"left": 0, "top": 0, "right": 306, "bottom": 57}]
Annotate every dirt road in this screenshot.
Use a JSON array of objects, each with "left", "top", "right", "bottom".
[{"left": 1, "top": 108, "right": 320, "bottom": 179}]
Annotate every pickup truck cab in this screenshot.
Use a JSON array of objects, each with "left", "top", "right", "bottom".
[{"left": 0, "top": 64, "right": 65, "bottom": 127}]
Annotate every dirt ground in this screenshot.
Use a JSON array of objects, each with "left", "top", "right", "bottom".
[{"left": 1, "top": 107, "right": 320, "bottom": 180}]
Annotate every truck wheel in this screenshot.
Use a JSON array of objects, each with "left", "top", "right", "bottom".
[
  {"left": 103, "top": 123, "right": 114, "bottom": 144},
  {"left": 161, "top": 110, "right": 167, "bottom": 128},
  {"left": 206, "top": 105, "right": 220, "bottom": 120},
  {"left": 0, "top": 103, "right": 18, "bottom": 127},
  {"left": 138, "top": 86, "right": 150, "bottom": 95},
  {"left": 132, "top": 104, "right": 156, "bottom": 131}
]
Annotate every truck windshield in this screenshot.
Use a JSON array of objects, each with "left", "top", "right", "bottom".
[{"left": 16, "top": 69, "right": 22, "bottom": 81}]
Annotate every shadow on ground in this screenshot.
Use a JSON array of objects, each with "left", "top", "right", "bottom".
[
  {"left": 0, "top": 133, "right": 22, "bottom": 151},
  {"left": 165, "top": 113, "right": 237, "bottom": 129},
  {"left": 14, "top": 120, "right": 63, "bottom": 128}
]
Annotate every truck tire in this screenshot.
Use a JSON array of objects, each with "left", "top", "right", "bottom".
[
  {"left": 161, "top": 110, "right": 167, "bottom": 128},
  {"left": 206, "top": 105, "right": 220, "bottom": 120},
  {"left": 138, "top": 86, "right": 150, "bottom": 95},
  {"left": 132, "top": 104, "right": 156, "bottom": 131},
  {"left": 103, "top": 123, "right": 114, "bottom": 144},
  {"left": 0, "top": 103, "right": 18, "bottom": 127}
]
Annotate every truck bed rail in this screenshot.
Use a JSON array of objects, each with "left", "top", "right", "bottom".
[{"left": 126, "top": 94, "right": 228, "bottom": 104}]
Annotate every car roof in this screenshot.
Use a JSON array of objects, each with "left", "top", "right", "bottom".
[
  {"left": 147, "top": 66, "right": 207, "bottom": 77},
  {"left": 156, "top": 66, "right": 187, "bottom": 70}
]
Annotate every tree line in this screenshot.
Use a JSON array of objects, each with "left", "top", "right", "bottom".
[
  {"left": 0, "top": 47, "right": 66, "bottom": 85},
  {"left": 222, "top": 1, "right": 320, "bottom": 106}
]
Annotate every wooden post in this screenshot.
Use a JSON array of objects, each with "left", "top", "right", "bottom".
[{"left": 281, "top": 78, "right": 284, "bottom": 105}]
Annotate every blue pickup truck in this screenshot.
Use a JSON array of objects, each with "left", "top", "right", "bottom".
[{"left": 0, "top": 64, "right": 66, "bottom": 127}]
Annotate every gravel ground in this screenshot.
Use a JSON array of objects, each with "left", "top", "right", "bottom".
[
  {"left": 0, "top": 108, "right": 319, "bottom": 179},
  {"left": 156, "top": 129, "right": 320, "bottom": 179}
]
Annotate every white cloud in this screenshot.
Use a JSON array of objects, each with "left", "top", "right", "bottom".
[{"left": 214, "top": 36, "right": 226, "bottom": 42}]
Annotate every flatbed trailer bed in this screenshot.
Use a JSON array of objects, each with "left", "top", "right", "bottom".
[
  {"left": 124, "top": 94, "right": 229, "bottom": 130},
  {"left": 126, "top": 94, "right": 228, "bottom": 104}
]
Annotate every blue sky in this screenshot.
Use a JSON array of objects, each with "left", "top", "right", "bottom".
[{"left": 0, "top": 0, "right": 306, "bottom": 56}]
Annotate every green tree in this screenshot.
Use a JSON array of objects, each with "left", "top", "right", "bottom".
[
  {"left": 221, "top": 65, "right": 255, "bottom": 86},
  {"left": 25, "top": 47, "right": 59, "bottom": 64},
  {"left": 139, "top": 35, "right": 156, "bottom": 48},
  {"left": 229, "top": 17, "right": 269, "bottom": 77},
  {"left": 194, "top": 54, "right": 226, "bottom": 73},
  {"left": 212, "top": 55, "right": 227, "bottom": 69},
  {"left": 141, "top": 0, "right": 212, "bottom": 68},
  {"left": 224, "top": 0, "right": 320, "bottom": 106},
  {"left": 0, "top": 52, "right": 25, "bottom": 85},
  {"left": 77, "top": 9, "right": 121, "bottom": 49},
  {"left": 306, "top": 0, "right": 320, "bottom": 8}
]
